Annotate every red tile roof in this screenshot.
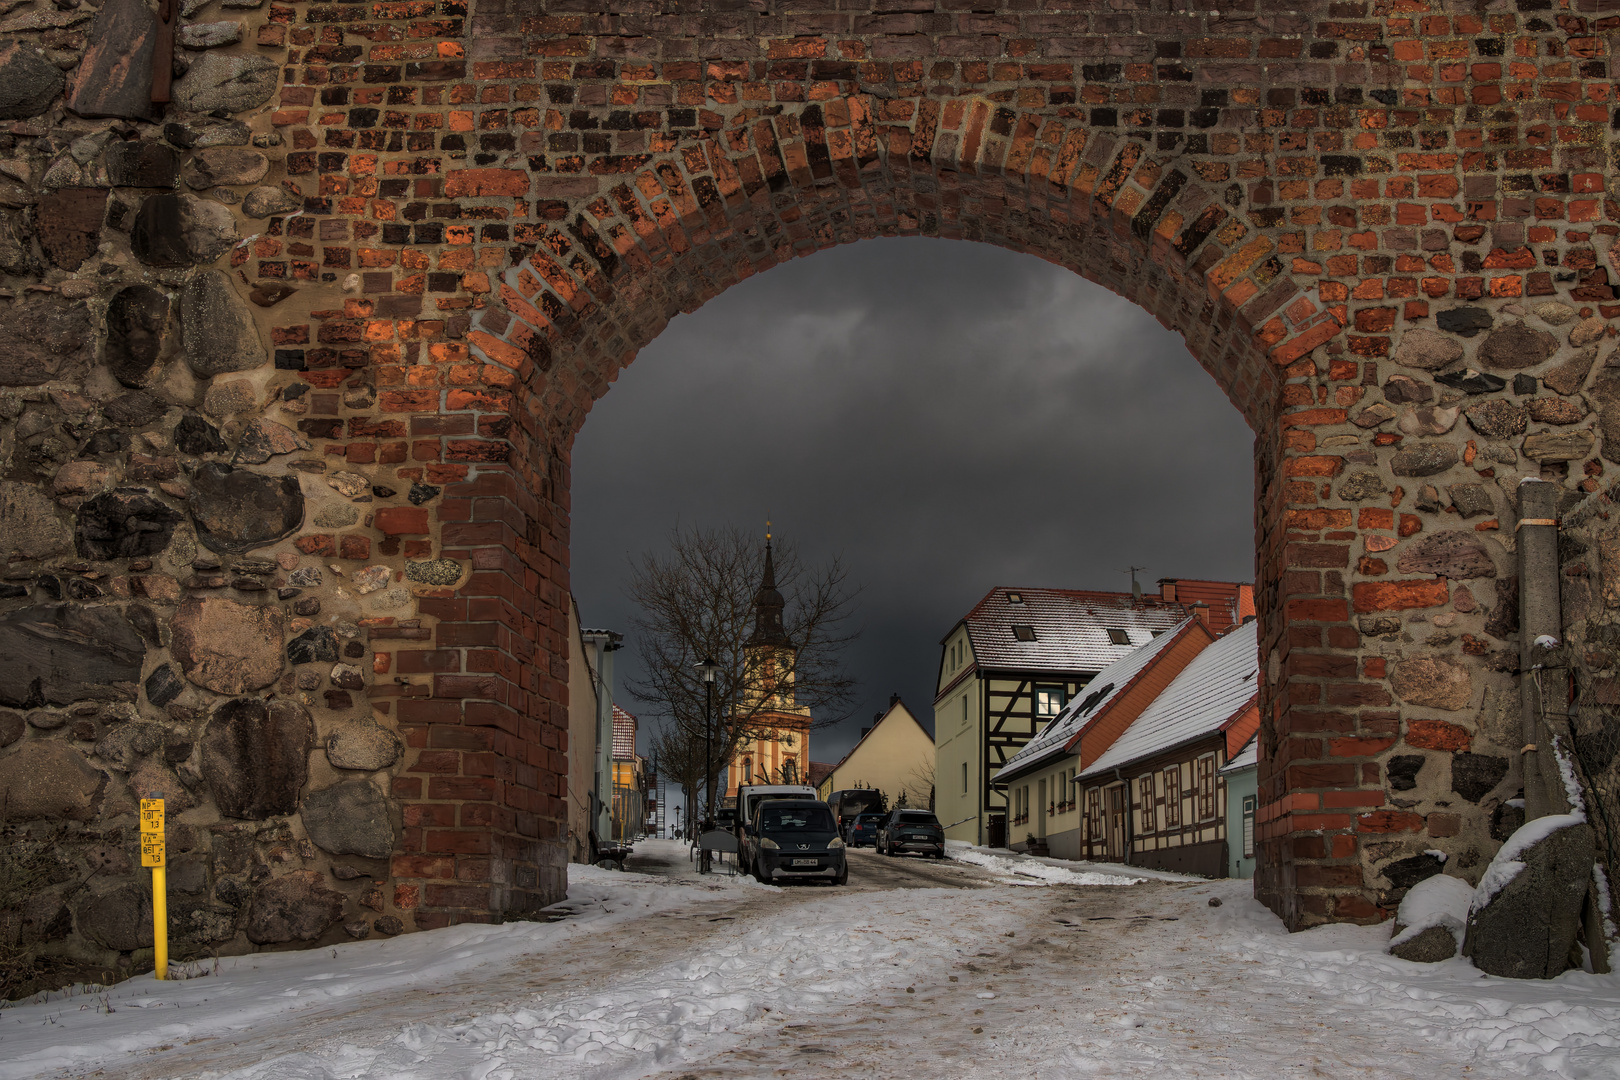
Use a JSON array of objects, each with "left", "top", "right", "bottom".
[{"left": 807, "top": 761, "right": 836, "bottom": 789}]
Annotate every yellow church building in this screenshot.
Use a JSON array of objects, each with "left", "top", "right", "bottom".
[{"left": 725, "top": 538, "right": 813, "bottom": 795}]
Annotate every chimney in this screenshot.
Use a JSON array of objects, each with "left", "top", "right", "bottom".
[
  {"left": 873, "top": 712, "right": 882, "bottom": 723},
  {"left": 860, "top": 727, "right": 871, "bottom": 738},
  {"left": 1192, "top": 601, "right": 1210, "bottom": 626},
  {"left": 889, "top": 692, "right": 900, "bottom": 707},
  {"left": 1160, "top": 579, "right": 1176, "bottom": 602}
]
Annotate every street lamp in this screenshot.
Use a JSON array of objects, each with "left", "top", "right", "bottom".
[{"left": 695, "top": 656, "right": 719, "bottom": 874}]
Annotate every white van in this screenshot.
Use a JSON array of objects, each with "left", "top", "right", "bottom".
[{"left": 735, "top": 784, "right": 816, "bottom": 839}]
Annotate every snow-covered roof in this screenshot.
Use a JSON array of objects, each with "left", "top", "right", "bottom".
[
  {"left": 1219, "top": 734, "right": 1258, "bottom": 775},
  {"left": 957, "top": 587, "right": 1192, "bottom": 677},
  {"left": 611, "top": 704, "right": 637, "bottom": 760},
  {"left": 993, "top": 618, "right": 1195, "bottom": 783},
  {"left": 1080, "top": 620, "right": 1259, "bottom": 780}
]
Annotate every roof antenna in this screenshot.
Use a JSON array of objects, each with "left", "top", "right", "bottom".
[{"left": 1124, "top": 566, "right": 1146, "bottom": 603}]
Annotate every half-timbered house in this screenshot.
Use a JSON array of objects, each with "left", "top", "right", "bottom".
[
  {"left": 933, "top": 580, "right": 1251, "bottom": 847},
  {"left": 1075, "top": 619, "right": 1261, "bottom": 876}
]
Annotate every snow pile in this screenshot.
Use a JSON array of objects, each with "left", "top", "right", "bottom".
[
  {"left": 950, "top": 847, "right": 1144, "bottom": 886},
  {"left": 1472, "top": 812, "right": 1586, "bottom": 913},
  {"left": 1388, "top": 873, "right": 1473, "bottom": 952}
]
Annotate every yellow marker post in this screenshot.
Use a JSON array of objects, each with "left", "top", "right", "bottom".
[{"left": 140, "top": 798, "right": 166, "bottom": 981}]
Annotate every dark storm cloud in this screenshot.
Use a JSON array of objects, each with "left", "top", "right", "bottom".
[{"left": 569, "top": 237, "right": 1255, "bottom": 764}]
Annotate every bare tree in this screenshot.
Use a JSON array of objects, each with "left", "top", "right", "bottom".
[
  {"left": 907, "top": 756, "right": 937, "bottom": 811},
  {"left": 626, "top": 525, "right": 860, "bottom": 820}
]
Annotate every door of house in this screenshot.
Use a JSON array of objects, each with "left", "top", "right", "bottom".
[
  {"left": 1105, "top": 784, "right": 1126, "bottom": 860},
  {"left": 987, "top": 813, "right": 1006, "bottom": 849}
]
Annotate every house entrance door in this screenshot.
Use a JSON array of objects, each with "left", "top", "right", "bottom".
[{"left": 1105, "top": 785, "right": 1126, "bottom": 860}]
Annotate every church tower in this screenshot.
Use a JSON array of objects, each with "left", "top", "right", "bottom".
[{"left": 727, "top": 530, "right": 812, "bottom": 796}]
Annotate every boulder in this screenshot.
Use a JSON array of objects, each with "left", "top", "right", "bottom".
[
  {"left": 164, "top": 117, "right": 251, "bottom": 149},
  {"left": 1388, "top": 874, "right": 1473, "bottom": 963},
  {"left": 0, "top": 42, "right": 64, "bottom": 120},
  {"left": 1533, "top": 301, "right": 1578, "bottom": 325},
  {"left": 1450, "top": 753, "right": 1509, "bottom": 803},
  {"left": 1464, "top": 814, "right": 1595, "bottom": 979},
  {"left": 1391, "top": 443, "right": 1459, "bottom": 477},
  {"left": 232, "top": 419, "right": 308, "bottom": 464},
  {"left": 1435, "top": 307, "right": 1493, "bottom": 338},
  {"left": 177, "top": 20, "right": 242, "bottom": 48},
  {"left": 200, "top": 697, "right": 312, "bottom": 819},
  {"left": 1381, "top": 851, "right": 1446, "bottom": 890},
  {"left": 1522, "top": 429, "right": 1595, "bottom": 463},
  {"left": 1395, "top": 531, "right": 1496, "bottom": 579},
  {"left": 1397, "top": 405, "right": 1459, "bottom": 437},
  {"left": 1390, "top": 327, "right": 1463, "bottom": 370},
  {"left": 1463, "top": 399, "right": 1528, "bottom": 440},
  {"left": 181, "top": 270, "right": 264, "bottom": 377},
  {"left": 0, "top": 741, "right": 106, "bottom": 820},
  {"left": 106, "top": 141, "right": 180, "bottom": 188},
  {"left": 175, "top": 413, "right": 228, "bottom": 455},
  {"left": 0, "top": 481, "right": 71, "bottom": 560},
  {"left": 1353, "top": 402, "right": 1396, "bottom": 428},
  {"left": 301, "top": 781, "right": 393, "bottom": 858},
  {"left": 36, "top": 186, "right": 107, "bottom": 271},
  {"left": 1527, "top": 397, "right": 1586, "bottom": 424},
  {"left": 1447, "top": 483, "right": 1494, "bottom": 519},
  {"left": 1434, "top": 369, "right": 1504, "bottom": 395},
  {"left": 188, "top": 463, "right": 304, "bottom": 554},
  {"left": 1569, "top": 317, "right": 1607, "bottom": 348},
  {"left": 0, "top": 604, "right": 144, "bottom": 707},
  {"left": 1386, "top": 754, "right": 1425, "bottom": 791},
  {"left": 0, "top": 293, "right": 94, "bottom": 386},
  {"left": 172, "top": 53, "right": 279, "bottom": 115},
  {"left": 93, "top": 720, "right": 165, "bottom": 772},
  {"left": 1391, "top": 656, "right": 1472, "bottom": 711},
  {"left": 1477, "top": 322, "right": 1557, "bottom": 369},
  {"left": 1383, "top": 374, "right": 1434, "bottom": 404},
  {"left": 144, "top": 663, "right": 184, "bottom": 707},
  {"left": 76, "top": 883, "right": 153, "bottom": 951},
  {"left": 245, "top": 871, "right": 345, "bottom": 945},
  {"left": 1541, "top": 348, "right": 1596, "bottom": 395},
  {"left": 1337, "top": 471, "right": 1385, "bottom": 502},
  {"left": 103, "top": 285, "right": 172, "bottom": 387},
  {"left": 406, "top": 559, "right": 462, "bottom": 585},
  {"left": 170, "top": 595, "right": 283, "bottom": 693},
  {"left": 64, "top": 0, "right": 159, "bottom": 121},
  {"left": 286, "top": 626, "right": 337, "bottom": 665},
  {"left": 242, "top": 185, "right": 301, "bottom": 218},
  {"left": 74, "top": 488, "right": 184, "bottom": 559},
  {"left": 131, "top": 192, "right": 236, "bottom": 267},
  {"left": 181, "top": 147, "right": 268, "bottom": 189},
  {"left": 326, "top": 722, "right": 402, "bottom": 771}
]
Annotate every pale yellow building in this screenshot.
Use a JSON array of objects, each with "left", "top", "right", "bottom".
[{"left": 815, "top": 696, "right": 934, "bottom": 809}]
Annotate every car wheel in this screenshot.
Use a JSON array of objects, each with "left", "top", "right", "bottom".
[{"left": 834, "top": 866, "right": 848, "bottom": 886}]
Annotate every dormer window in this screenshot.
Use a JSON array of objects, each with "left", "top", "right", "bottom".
[
  {"left": 1006, "top": 591, "right": 1023, "bottom": 604},
  {"left": 1012, "top": 625, "right": 1036, "bottom": 642},
  {"left": 1106, "top": 628, "right": 1130, "bottom": 645}
]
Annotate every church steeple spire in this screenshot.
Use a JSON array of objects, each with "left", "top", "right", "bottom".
[{"left": 749, "top": 525, "right": 790, "bottom": 647}]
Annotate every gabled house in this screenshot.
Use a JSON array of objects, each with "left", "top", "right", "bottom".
[
  {"left": 813, "top": 695, "right": 934, "bottom": 810},
  {"left": 1076, "top": 619, "right": 1260, "bottom": 876},
  {"left": 992, "top": 617, "right": 1215, "bottom": 857},
  {"left": 610, "top": 705, "right": 649, "bottom": 843},
  {"left": 933, "top": 580, "right": 1251, "bottom": 847},
  {"left": 993, "top": 617, "right": 1260, "bottom": 875}
]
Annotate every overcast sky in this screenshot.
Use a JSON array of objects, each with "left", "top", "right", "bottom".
[{"left": 569, "top": 238, "right": 1256, "bottom": 768}]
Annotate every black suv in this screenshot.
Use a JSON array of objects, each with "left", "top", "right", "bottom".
[
  {"left": 743, "top": 799, "right": 848, "bottom": 885},
  {"left": 877, "top": 808, "right": 945, "bottom": 858}
]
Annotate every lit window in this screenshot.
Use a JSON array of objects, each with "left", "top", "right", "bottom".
[
  {"left": 1106, "top": 628, "right": 1131, "bottom": 645},
  {"left": 1012, "top": 625, "right": 1037, "bottom": 642},
  {"left": 1007, "top": 591, "right": 1023, "bottom": 604},
  {"left": 1034, "top": 686, "right": 1065, "bottom": 717}
]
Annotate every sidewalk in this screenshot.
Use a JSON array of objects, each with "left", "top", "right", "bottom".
[
  {"left": 621, "top": 835, "right": 750, "bottom": 882},
  {"left": 945, "top": 839, "right": 1203, "bottom": 883}
]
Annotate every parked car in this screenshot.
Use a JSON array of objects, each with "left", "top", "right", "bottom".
[
  {"left": 877, "top": 808, "right": 945, "bottom": 858},
  {"left": 846, "top": 812, "right": 885, "bottom": 847},
  {"left": 827, "top": 788, "right": 886, "bottom": 835},
  {"left": 743, "top": 799, "right": 847, "bottom": 885},
  {"left": 733, "top": 783, "right": 816, "bottom": 844}
]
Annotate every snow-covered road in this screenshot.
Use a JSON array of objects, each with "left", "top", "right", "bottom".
[{"left": 3, "top": 840, "right": 1618, "bottom": 1079}]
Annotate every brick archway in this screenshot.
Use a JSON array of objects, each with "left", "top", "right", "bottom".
[
  {"left": 332, "top": 0, "right": 1612, "bottom": 932},
  {"left": 4, "top": 0, "right": 1611, "bottom": 963}
]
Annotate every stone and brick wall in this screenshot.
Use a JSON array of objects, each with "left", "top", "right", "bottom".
[{"left": 0, "top": 0, "right": 1616, "bottom": 983}]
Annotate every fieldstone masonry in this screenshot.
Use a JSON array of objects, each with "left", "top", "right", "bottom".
[{"left": 0, "top": 0, "right": 1617, "bottom": 981}]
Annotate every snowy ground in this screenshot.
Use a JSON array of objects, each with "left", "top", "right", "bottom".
[{"left": 2, "top": 840, "right": 1617, "bottom": 1079}]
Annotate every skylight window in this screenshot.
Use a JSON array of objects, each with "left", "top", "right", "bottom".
[
  {"left": 1106, "top": 628, "right": 1131, "bottom": 645},
  {"left": 1006, "top": 591, "right": 1023, "bottom": 604},
  {"left": 1012, "top": 625, "right": 1037, "bottom": 642}
]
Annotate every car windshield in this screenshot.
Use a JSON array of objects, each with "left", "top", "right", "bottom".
[
  {"left": 898, "top": 812, "right": 940, "bottom": 826},
  {"left": 857, "top": 815, "right": 882, "bottom": 826},
  {"left": 761, "top": 806, "right": 835, "bottom": 833}
]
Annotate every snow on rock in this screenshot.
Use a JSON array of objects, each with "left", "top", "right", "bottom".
[
  {"left": 1388, "top": 874, "right": 1473, "bottom": 962},
  {"left": 1467, "top": 813, "right": 1597, "bottom": 980},
  {"left": 1472, "top": 813, "right": 1586, "bottom": 913}
]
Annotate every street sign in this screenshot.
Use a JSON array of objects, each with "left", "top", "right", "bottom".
[{"left": 141, "top": 835, "right": 166, "bottom": 867}]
